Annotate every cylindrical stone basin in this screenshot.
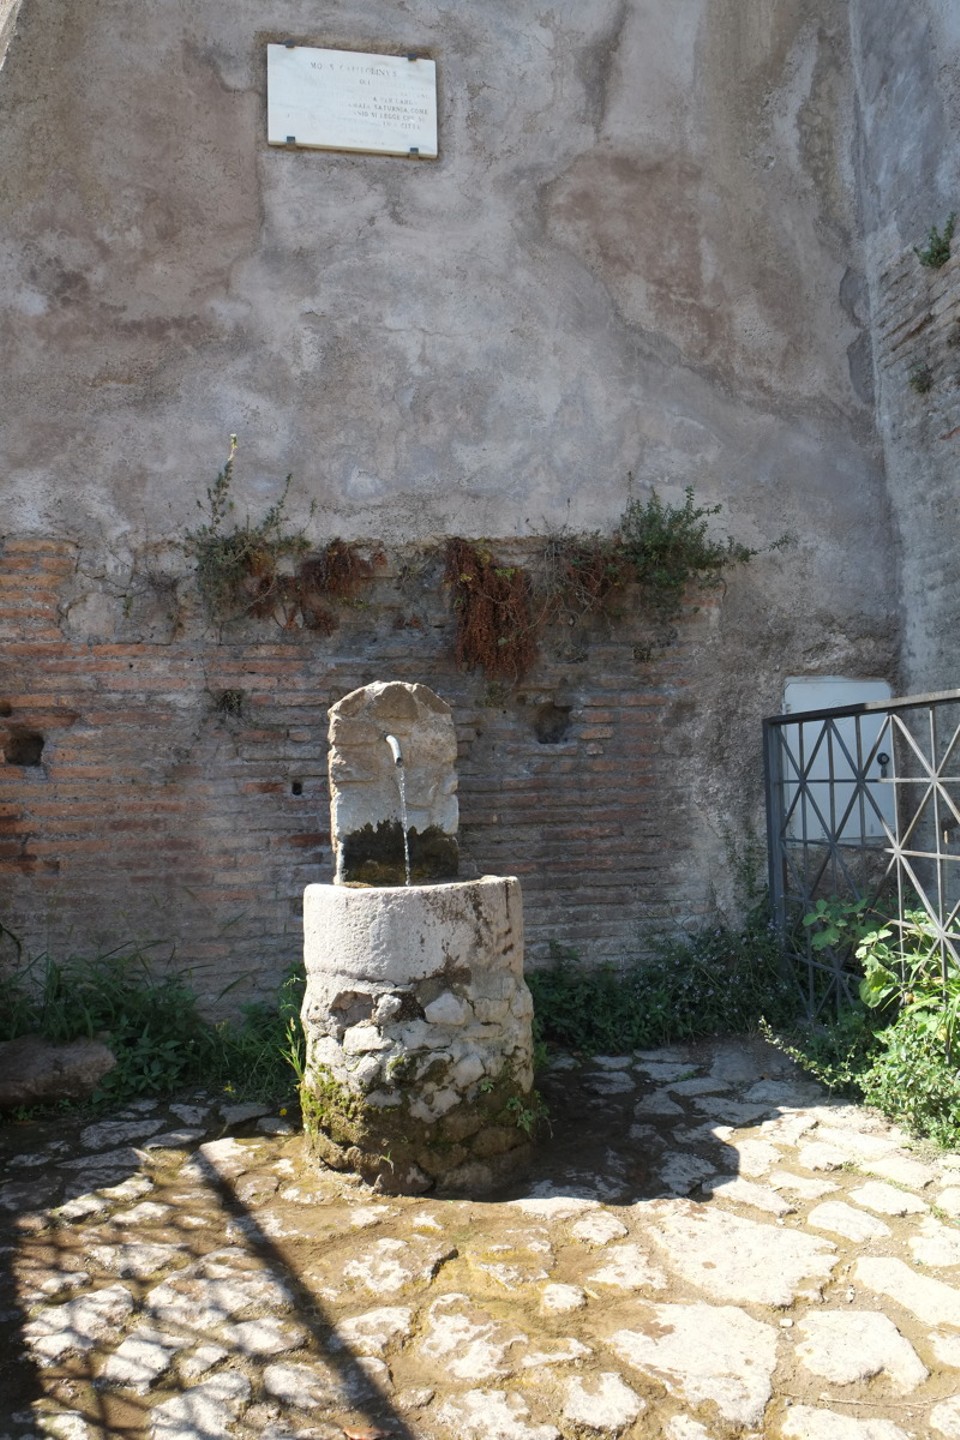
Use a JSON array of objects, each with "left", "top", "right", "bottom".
[{"left": 301, "top": 875, "right": 534, "bottom": 1194}]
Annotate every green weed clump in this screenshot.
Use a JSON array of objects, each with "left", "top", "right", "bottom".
[
  {"left": 770, "top": 903, "right": 960, "bottom": 1149},
  {"left": 529, "top": 909, "right": 799, "bottom": 1055},
  {"left": 914, "top": 211, "right": 956, "bottom": 269},
  {"left": 1, "top": 944, "right": 304, "bottom": 1113}
]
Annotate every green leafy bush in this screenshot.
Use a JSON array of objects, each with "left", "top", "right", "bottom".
[
  {"left": 529, "top": 909, "right": 800, "bottom": 1055},
  {"left": 1, "top": 944, "right": 304, "bottom": 1111},
  {"left": 772, "top": 902, "right": 960, "bottom": 1148}
]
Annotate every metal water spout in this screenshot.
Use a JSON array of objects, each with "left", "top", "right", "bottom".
[
  {"left": 384, "top": 733, "right": 403, "bottom": 767},
  {"left": 384, "top": 733, "right": 411, "bottom": 884}
]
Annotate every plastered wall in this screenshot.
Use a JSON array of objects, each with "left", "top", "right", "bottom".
[
  {"left": 850, "top": 0, "right": 960, "bottom": 695},
  {"left": 0, "top": 1, "right": 901, "bottom": 993}
]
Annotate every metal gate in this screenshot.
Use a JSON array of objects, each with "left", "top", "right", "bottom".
[{"left": 763, "top": 688, "right": 960, "bottom": 1017}]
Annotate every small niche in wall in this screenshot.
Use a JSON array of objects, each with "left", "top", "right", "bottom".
[
  {"left": 4, "top": 729, "right": 45, "bottom": 767},
  {"left": 533, "top": 703, "right": 572, "bottom": 745}
]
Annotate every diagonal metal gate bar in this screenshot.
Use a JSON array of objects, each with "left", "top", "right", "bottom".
[{"left": 764, "top": 688, "right": 960, "bottom": 1018}]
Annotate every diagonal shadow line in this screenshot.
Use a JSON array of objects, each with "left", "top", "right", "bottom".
[
  {"left": 189, "top": 1146, "right": 421, "bottom": 1440},
  {"left": 1, "top": 1131, "right": 422, "bottom": 1440}
]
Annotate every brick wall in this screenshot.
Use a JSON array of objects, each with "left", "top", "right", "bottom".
[{"left": 0, "top": 534, "right": 726, "bottom": 1010}]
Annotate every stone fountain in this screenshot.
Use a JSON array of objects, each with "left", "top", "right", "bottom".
[{"left": 301, "top": 681, "right": 535, "bottom": 1194}]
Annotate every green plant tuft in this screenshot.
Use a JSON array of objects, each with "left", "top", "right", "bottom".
[
  {"left": 1, "top": 942, "right": 305, "bottom": 1113},
  {"left": 908, "top": 361, "right": 934, "bottom": 395},
  {"left": 914, "top": 211, "right": 956, "bottom": 269},
  {"left": 185, "top": 437, "right": 310, "bottom": 622}
]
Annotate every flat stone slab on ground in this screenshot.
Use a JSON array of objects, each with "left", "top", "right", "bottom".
[{"left": 609, "top": 1301, "right": 778, "bottom": 1426}]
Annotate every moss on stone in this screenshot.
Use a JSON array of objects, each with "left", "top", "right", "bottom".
[{"left": 300, "top": 1056, "right": 535, "bottom": 1193}]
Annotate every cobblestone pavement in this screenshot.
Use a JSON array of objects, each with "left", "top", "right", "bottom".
[{"left": 3, "top": 1037, "right": 960, "bottom": 1440}]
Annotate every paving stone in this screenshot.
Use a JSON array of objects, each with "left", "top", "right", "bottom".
[
  {"left": 760, "top": 1112, "right": 820, "bottom": 1145},
  {"left": 28, "top": 1413, "right": 94, "bottom": 1440},
  {"left": 328, "top": 1305, "right": 412, "bottom": 1355},
  {"left": 855, "top": 1256, "right": 960, "bottom": 1326},
  {"left": 23, "top": 1283, "right": 136, "bottom": 1362},
  {"left": 568, "top": 1211, "right": 628, "bottom": 1245},
  {"left": 99, "top": 1327, "right": 187, "bottom": 1391},
  {"left": 88, "top": 1241, "right": 188, "bottom": 1280},
  {"left": 181, "top": 1137, "right": 253, "bottom": 1181},
  {"left": 583, "top": 1071, "right": 636, "bottom": 1096},
  {"left": 220, "top": 1102, "right": 272, "bottom": 1125},
  {"left": 609, "top": 1301, "right": 778, "bottom": 1426},
  {"left": 79, "top": 1119, "right": 164, "bottom": 1149},
  {"left": 53, "top": 1192, "right": 113, "bottom": 1221},
  {"left": 767, "top": 1169, "right": 839, "bottom": 1200},
  {"left": 561, "top": 1371, "right": 645, "bottom": 1428},
  {"left": 258, "top": 1115, "right": 296, "bottom": 1135},
  {"left": 101, "top": 1174, "right": 154, "bottom": 1201},
  {"left": 634, "top": 1047, "right": 690, "bottom": 1062},
  {"left": 178, "top": 1341, "right": 229, "bottom": 1380},
  {"left": 433, "top": 1389, "right": 560, "bottom": 1440},
  {"left": 861, "top": 1154, "right": 938, "bottom": 1189},
  {"left": 146, "top": 1269, "right": 296, "bottom": 1329},
  {"left": 261, "top": 1360, "right": 352, "bottom": 1410},
  {"left": 701, "top": 1175, "right": 795, "bottom": 1216},
  {"left": 931, "top": 1395, "right": 960, "bottom": 1439},
  {"left": 348, "top": 1203, "right": 395, "bottom": 1228},
  {"left": 724, "top": 1137, "right": 783, "bottom": 1176},
  {"left": 632, "top": 1060, "right": 694, "bottom": 1081},
  {"left": 811, "top": 1126, "right": 902, "bottom": 1161},
  {"left": 150, "top": 1371, "right": 251, "bottom": 1438},
  {"left": 662, "top": 1419, "right": 713, "bottom": 1440},
  {"left": 519, "top": 1338, "right": 590, "bottom": 1369},
  {"left": 794, "top": 1310, "right": 928, "bottom": 1391},
  {"left": 908, "top": 1214, "right": 960, "bottom": 1267},
  {"left": 645, "top": 1200, "right": 837, "bottom": 1306},
  {"left": 539, "top": 1283, "right": 586, "bottom": 1313},
  {"left": 634, "top": 1091, "right": 684, "bottom": 1117},
  {"left": 508, "top": 1193, "right": 599, "bottom": 1219},
  {"left": 796, "top": 1141, "right": 849, "bottom": 1171},
  {"left": 340, "top": 1235, "right": 457, "bottom": 1294},
  {"left": 936, "top": 1186, "right": 960, "bottom": 1218},
  {"left": 930, "top": 1330, "right": 960, "bottom": 1368},
  {"left": 807, "top": 1201, "right": 892, "bottom": 1242},
  {"left": 111, "top": 1201, "right": 172, "bottom": 1225},
  {"left": 58, "top": 1146, "right": 142, "bottom": 1172},
  {"left": 143, "top": 1129, "right": 206, "bottom": 1150},
  {"left": 219, "top": 1317, "right": 308, "bottom": 1356},
  {"left": 691, "top": 1096, "right": 773, "bottom": 1124},
  {"left": 779, "top": 1405, "right": 913, "bottom": 1439},
  {"left": 652, "top": 1153, "right": 720, "bottom": 1196},
  {"left": 848, "top": 1181, "right": 929, "bottom": 1216},
  {"left": 591, "top": 1055, "right": 634, "bottom": 1070},
  {"left": 169, "top": 1103, "right": 212, "bottom": 1125},
  {"left": 416, "top": 1293, "right": 526, "bottom": 1380},
  {"left": 587, "top": 1242, "right": 668, "bottom": 1291},
  {"left": 667, "top": 1077, "right": 729, "bottom": 1096},
  {"left": 743, "top": 1078, "right": 826, "bottom": 1106}
]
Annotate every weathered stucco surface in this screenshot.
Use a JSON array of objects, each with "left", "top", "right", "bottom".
[
  {"left": 850, "top": 0, "right": 960, "bottom": 693},
  {"left": 0, "top": 0, "right": 911, "bottom": 984},
  {"left": 2, "top": 0, "right": 886, "bottom": 562}
]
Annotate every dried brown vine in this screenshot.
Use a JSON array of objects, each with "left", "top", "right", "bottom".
[{"left": 444, "top": 538, "right": 537, "bottom": 680}]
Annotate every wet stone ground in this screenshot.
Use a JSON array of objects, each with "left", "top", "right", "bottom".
[{"left": 2, "top": 1038, "right": 960, "bottom": 1440}]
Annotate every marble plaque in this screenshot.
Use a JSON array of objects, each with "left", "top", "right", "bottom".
[{"left": 267, "top": 45, "right": 438, "bottom": 159}]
